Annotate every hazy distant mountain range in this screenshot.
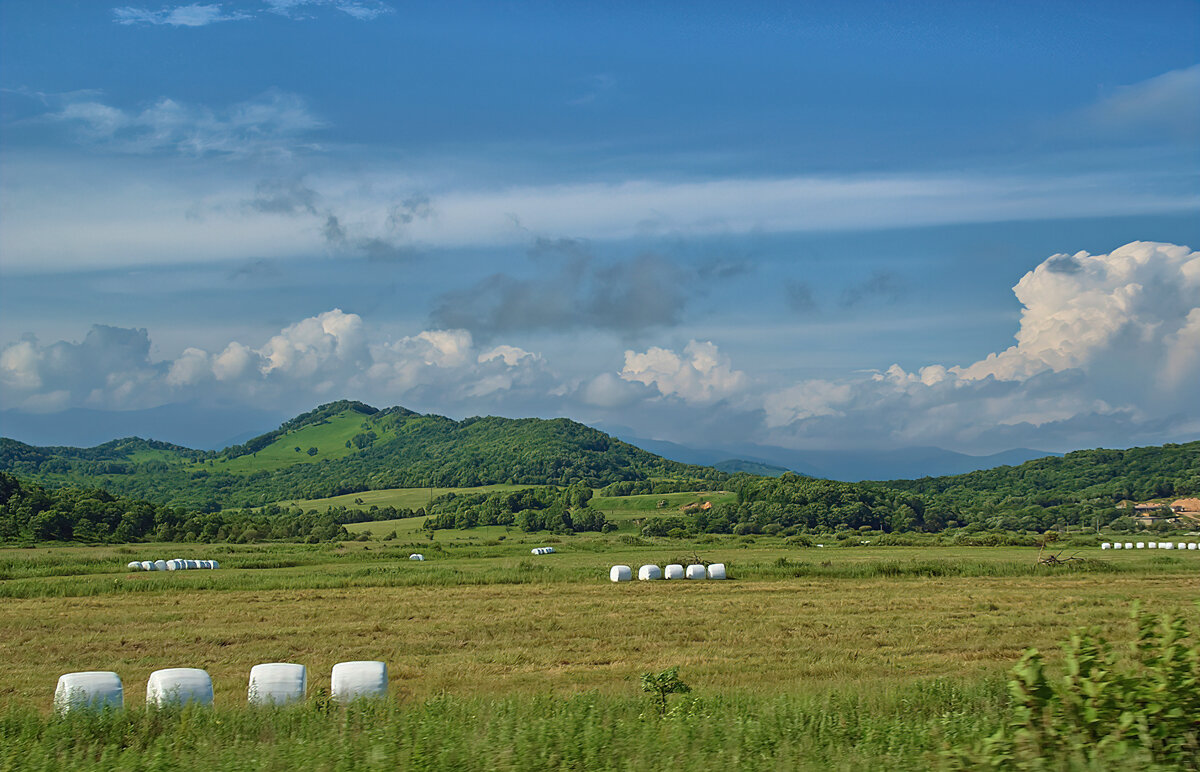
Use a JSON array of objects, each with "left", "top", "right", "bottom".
[
  {"left": 598, "top": 428, "right": 1059, "bottom": 482},
  {"left": 0, "top": 404, "right": 286, "bottom": 451}
]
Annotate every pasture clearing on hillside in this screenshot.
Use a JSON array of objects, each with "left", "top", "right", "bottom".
[{"left": 280, "top": 483, "right": 530, "bottom": 513}]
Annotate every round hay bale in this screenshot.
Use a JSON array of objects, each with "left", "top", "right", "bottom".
[
  {"left": 146, "top": 668, "right": 213, "bottom": 708},
  {"left": 153, "top": 559, "right": 168, "bottom": 571},
  {"left": 664, "top": 564, "right": 685, "bottom": 580},
  {"left": 141, "top": 561, "right": 155, "bottom": 571},
  {"left": 127, "top": 561, "right": 142, "bottom": 570},
  {"left": 685, "top": 564, "right": 706, "bottom": 580},
  {"left": 1100, "top": 543, "right": 1111, "bottom": 550},
  {"left": 707, "top": 563, "right": 727, "bottom": 579},
  {"left": 610, "top": 565, "right": 632, "bottom": 582},
  {"left": 55, "top": 671, "right": 123, "bottom": 714},
  {"left": 330, "top": 661, "right": 387, "bottom": 702},
  {"left": 1124, "top": 543, "right": 1133, "bottom": 549},
  {"left": 409, "top": 554, "right": 425, "bottom": 561},
  {"left": 1148, "top": 542, "right": 1157, "bottom": 549},
  {"left": 638, "top": 565, "right": 662, "bottom": 581},
  {"left": 248, "top": 663, "right": 306, "bottom": 706},
  {"left": 1136, "top": 543, "right": 1145, "bottom": 549},
  {"left": 1189, "top": 543, "right": 1197, "bottom": 550},
  {"left": 1112, "top": 542, "right": 1123, "bottom": 550}
]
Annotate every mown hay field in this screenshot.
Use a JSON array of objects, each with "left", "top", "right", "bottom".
[{"left": 2, "top": 539, "right": 1196, "bottom": 714}]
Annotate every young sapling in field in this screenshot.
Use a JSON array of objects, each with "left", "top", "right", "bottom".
[{"left": 640, "top": 666, "right": 691, "bottom": 716}]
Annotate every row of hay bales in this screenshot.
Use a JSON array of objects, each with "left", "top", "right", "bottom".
[
  {"left": 126, "top": 559, "right": 219, "bottom": 571},
  {"left": 1101, "top": 542, "right": 1198, "bottom": 550},
  {"left": 54, "top": 661, "right": 389, "bottom": 713},
  {"left": 531, "top": 547, "right": 556, "bottom": 555},
  {"left": 610, "top": 563, "right": 726, "bottom": 581}
]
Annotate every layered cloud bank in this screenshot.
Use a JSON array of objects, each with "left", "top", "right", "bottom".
[
  {"left": 1, "top": 310, "right": 550, "bottom": 416},
  {"left": 3, "top": 242, "right": 1198, "bottom": 452},
  {"left": 759, "top": 241, "right": 1200, "bottom": 448}
]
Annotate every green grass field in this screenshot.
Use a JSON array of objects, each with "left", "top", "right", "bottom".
[{"left": 2, "top": 535, "right": 1197, "bottom": 769}]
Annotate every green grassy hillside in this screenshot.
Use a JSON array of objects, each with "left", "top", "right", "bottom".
[{"left": 0, "top": 401, "right": 722, "bottom": 509}]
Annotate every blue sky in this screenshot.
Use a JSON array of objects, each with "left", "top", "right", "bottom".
[{"left": 1, "top": 0, "right": 1198, "bottom": 454}]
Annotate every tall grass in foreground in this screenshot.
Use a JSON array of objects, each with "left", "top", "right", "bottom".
[
  {"left": 0, "top": 678, "right": 1007, "bottom": 771},
  {"left": 4, "top": 611, "right": 1195, "bottom": 771}
]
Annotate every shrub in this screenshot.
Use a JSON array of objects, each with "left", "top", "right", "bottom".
[{"left": 946, "top": 606, "right": 1200, "bottom": 769}]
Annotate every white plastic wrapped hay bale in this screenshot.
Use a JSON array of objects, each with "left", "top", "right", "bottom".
[
  {"left": 638, "top": 565, "right": 662, "bottom": 581},
  {"left": 409, "top": 554, "right": 425, "bottom": 561},
  {"left": 141, "top": 561, "right": 156, "bottom": 571},
  {"left": 664, "top": 564, "right": 684, "bottom": 580},
  {"left": 185, "top": 560, "right": 198, "bottom": 569},
  {"left": 610, "top": 565, "right": 632, "bottom": 582},
  {"left": 531, "top": 548, "right": 542, "bottom": 554},
  {"left": 127, "top": 561, "right": 142, "bottom": 570},
  {"left": 1177, "top": 543, "right": 1187, "bottom": 550},
  {"left": 146, "top": 668, "right": 213, "bottom": 708},
  {"left": 248, "top": 663, "right": 306, "bottom": 706},
  {"left": 55, "top": 671, "right": 123, "bottom": 714},
  {"left": 166, "top": 560, "right": 180, "bottom": 571},
  {"left": 1124, "top": 542, "right": 1133, "bottom": 549},
  {"left": 154, "top": 559, "right": 168, "bottom": 570},
  {"left": 1189, "top": 543, "right": 1197, "bottom": 550},
  {"left": 197, "top": 560, "right": 211, "bottom": 569},
  {"left": 685, "top": 564, "right": 706, "bottom": 580},
  {"left": 1148, "top": 542, "right": 1157, "bottom": 549},
  {"left": 209, "top": 560, "right": 219, "bottom": 569},
  {"left": 1100, "top": 543, "right": 1110, "bottom": 550},
  {"left": 1112, "top": 542, "right": 1122, "bottom": 550},
  {"left": 707, "top": 563, "right": 727, "bottom": 580},
  {"left": 331, "top": 661, "right": 387, "bottom": 702},
  {"left": 1136, "top": 543, "right": 1145, "bottom": 549},
  {"left": 1161, "top": 542, "right": 1174, "bottom": 550}
]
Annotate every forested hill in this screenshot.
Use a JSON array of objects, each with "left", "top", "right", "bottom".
[
  {"left": 0, "top": 401, "right": 722, "bottom": 509},
  {"left": 879, "top": 441, "right": 1200, "bottom": 509}
]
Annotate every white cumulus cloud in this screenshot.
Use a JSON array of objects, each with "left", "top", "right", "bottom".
[
  {"left": 761, "top": 241, "right": 1200, "bottom": 451},
  {"left": 0, "top": 310, "right": 558, "bottom": 416},
  {"left": 620, "top": 340, "right": 747, "bottom": 404}
]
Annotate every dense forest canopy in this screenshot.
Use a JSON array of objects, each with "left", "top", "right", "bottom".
[
  {"left": 880, "top": 441, "right": 1200, "bottom": 512},
  {"left": 635, "top": 442, "right": 1199, "bottom": 537},
  {"left": 0, "top": 472, "right": 350, "bottom": 544}
]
